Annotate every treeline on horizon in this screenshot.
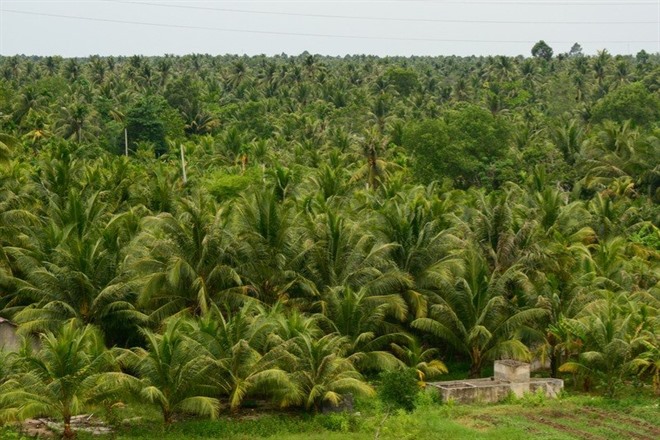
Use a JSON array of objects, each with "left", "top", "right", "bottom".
[{"left": 0, "top": 46, "right": 658, "bottom": 428}]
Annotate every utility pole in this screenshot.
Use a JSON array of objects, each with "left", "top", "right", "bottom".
[
  {"left": 124, "top": 128, "right": 128, "bottom": 157},
  {"left": 180, "top": 143, "right": 187, "bottom": 184}
]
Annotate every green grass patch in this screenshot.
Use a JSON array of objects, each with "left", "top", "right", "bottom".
[{"left": 3, "top": 388, "right": 658, "bottom": 439}]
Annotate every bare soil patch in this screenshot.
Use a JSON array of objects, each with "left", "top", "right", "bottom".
[
  {"left": 524, "top": 414, "right": 605, "bottom": 440},
  {"left": 580, "top": 407, "right": 660, "bottom": 439}
]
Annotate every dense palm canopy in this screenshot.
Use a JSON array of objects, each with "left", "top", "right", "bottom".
[{"left": 0, "top": 51, "right": 658, "bottom": 425}]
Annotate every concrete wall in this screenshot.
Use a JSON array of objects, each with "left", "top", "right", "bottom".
[
  {"left": 529, "top": 379, "right": 564, "bottom": 398},
  {"left": 428, "top": 361, "right": 564, "bottom": 404},
  {"left": 438, "top": 383, "right": 515, "bottom": 404},
  {"left": 0, "top": 321, "right": 21, "bottom": 351},
  {"left": 494, "top": 360, "right": 530, "bottom": 383}
]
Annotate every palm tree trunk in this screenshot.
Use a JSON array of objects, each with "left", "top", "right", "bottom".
[
  {"left": 63, "top": 413, "right": 75, "bottom": 438},
  {"left": 469, "top": 349, "right": 482, "bottom": 378},
  {"left": 163, "top": 409, "right": 172, "bottom": 425},
  {"left": 550, "top": 349, "right": 559, "bottom": 378}
]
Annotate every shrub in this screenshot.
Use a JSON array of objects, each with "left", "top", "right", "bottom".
[{"left": 378, "top": 368, "right": 421, "bottom": 412}]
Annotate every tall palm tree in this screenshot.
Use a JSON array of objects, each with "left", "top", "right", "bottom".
[
  {"left": 412, "top": 248, "right": 547, "bottom": 377},
  {"left": 128, "top": 193, "right": 243, "bottom": 321}
]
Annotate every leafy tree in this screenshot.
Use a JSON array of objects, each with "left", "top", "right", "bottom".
[
  {"left": 403, "top": 105, "right": 510, "bottom": 187},
  {"left": 125, "top": 96, "right": 168, "bottom": 156},
  {"left": 590, "top": 82, "right": 660, "bottom": 126},
  {"left": 531, "top": 40, "right": 554, "bottom": 61},
  {"left": 383, "top": 67, "right": 419, "bottom": 96},
  {"left": 568, "top": 43, "right": 583, "bottom": 57}
]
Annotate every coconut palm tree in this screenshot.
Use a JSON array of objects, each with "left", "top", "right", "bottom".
[
  {"left": 376, "top": 187, "right": 463, "bottom": 318},
  {"left": 3, "top": 189, "right": 144, "bottom": 343},
  {"left": 412, "top": 248, "right": 547, "bottom": 377},
  {"left": 233, "top": 188, "right": 310, "bottom": 305},
  {"left": 558, "top": 297, "right": 648, "bottom": 397},
  {"left": 320, "top": 286, "right": 407, "bottom": 371},
  {"left": 287, "top": 333, "right": 375, "bottom": 412},
  {"left": 0, "top": 320, "right": 124, "bottom": 438},
  {"left": 390, "top": 337, "right": 448, "bottom": 383},
  {"left": 351, "top": 128, "right": 399, "bottom": 190},
  {"left": 187, "top": 303, "right": 297, "bottom": 412},
  {"left": 127, "top": 193, "right": 243, "bottom": 321},
  {"left": 119, "top": 317, "right": 219, "bottom": 424},
  {"left": 0, "top": 133, "right": 18, "bottom": 163}
]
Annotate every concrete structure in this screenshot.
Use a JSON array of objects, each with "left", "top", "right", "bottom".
[
  {"left": 428, "top": 360, "right": 563, "bottom": 404},
  {"left": 0, "top": 317, "right": 22, "bottom": 351}
]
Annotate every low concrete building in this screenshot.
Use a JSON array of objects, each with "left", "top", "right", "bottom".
[
  {"left": 428, "top": 360, "right": 563, "bottom": 404},
  {"left": 0, "top": 317, "right": 22, "bottom": 351}
]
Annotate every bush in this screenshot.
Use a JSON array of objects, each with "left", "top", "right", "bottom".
[
  {"left": 205, "top": 168, "right": 262, "bottom": 201},
  {"left": 378, "top": 368, "right": 421, "bottom": 412}
]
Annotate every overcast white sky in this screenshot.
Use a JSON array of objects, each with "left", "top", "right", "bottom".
[{"left": 0, "top": 1, "right": 658, "bottom": 57}]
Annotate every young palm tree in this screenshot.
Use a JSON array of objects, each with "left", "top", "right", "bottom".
[
  {"left": 233, "top": 188, "right": 310, "bottom": 305},
  {"left": 287, "top": 333, "right": 375, "bottom": 412},
  {"left": 390, "top": 337, "right": 448, "bottom": 383},
  {"left": 4, "top": 189, "right": 144, "bottom": 342},
  {"left": 0, "top": 320, "right": 124, "bottom": 438},
  {"left": 0, "top": 133, "right": 18, "bottom": 163},
  {"left": 119, "top": 317, "right": 219, "bottom": 424},
  {"left": 631, "top": 333, "right": 660, "bottom": 395},
  {"left": 188, "top": 303, "right": 297, "bottom": 413},
  {"left": 559, "top": 295, "right": 650, "bottom": 397},
  {"left": 376, "top": 187, "right": 463, "bottom": 318}
]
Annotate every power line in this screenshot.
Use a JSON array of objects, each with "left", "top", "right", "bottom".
[
  {"left": 2, "top": 8, "right": 656, "bottom": 45},
  {"left": 3, "top": 0, "right": 657, "bottom": 3},
  {"left": 109, "top": 0, "right": 657, "bottom": 25}
]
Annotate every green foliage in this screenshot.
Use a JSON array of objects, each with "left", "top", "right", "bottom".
[
  {"left": 531, "top": 40, "right": 554, "bottom": 61},
  {"left": 0, "top": 320, "right": 125, "bottom": 437},
  {"left": 206, "top": 168, "right": 262, "bottom": 201},
  {"left": 125, "top": 96, "right": 169, "bottom": 157},
  {"left": 119, "top": 317, "right": 219, "bottom": 424},
  {"left": 403, "top": 104, "right": 511, "bottom": 187},
  {"left": 383, "top": 67, "right": 419, "bottom": 96},
  {"left": 0, "top": 52, "right": 658, "bottom": 412},
  {"left": 630, "top": 224, "right": 660, "bottom": 251},
  {"left": 377, "top": 368, "right": 420, "bottom": 412},
  {"left": 591, "top": 82, "right": 660, "bottom": 126}
]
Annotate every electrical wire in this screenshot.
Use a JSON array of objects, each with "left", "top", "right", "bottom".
[
  {"left": 2, "top": 8, "right": 655, "bottom": 45},
  {"left": 108, "top": 0, "right": 657, "bottom": 25}
]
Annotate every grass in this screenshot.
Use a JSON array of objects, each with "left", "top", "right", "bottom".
[{"left": 2, "top": 388, "right": 658, "bottom": 439}]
